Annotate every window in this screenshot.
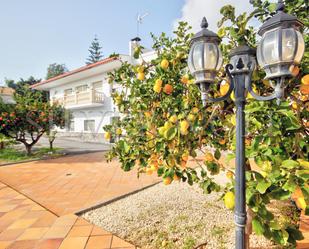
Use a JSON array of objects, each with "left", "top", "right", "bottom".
[
  {"left": 92, "top": 81, "right": 102, "bottom": 90},
  {"left": 68, "top": 120, "right": 75, "bottom": 131},
  {"left": 76, "top": 85, "right": 88, "bottom": 92},
  {"left": 84, "top": 120, "right": 95, "bottom": 132},
  {"left": 64, "top": 88, "right": 73, "bottom": 95}
]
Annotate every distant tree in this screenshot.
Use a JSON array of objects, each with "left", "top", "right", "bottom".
[
  {"left": 46, "top": 63, "right": 68, "bottom": 80},
  {"left": 5, "top": 77, "right": 41, "bottom": 95},
  {"left": 86, "top": 36, "right": 103, "bottom": 64}
]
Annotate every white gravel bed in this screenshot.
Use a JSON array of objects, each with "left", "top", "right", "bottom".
[{"left": 82, "top": 178, "right": 278, "bottom": 249}]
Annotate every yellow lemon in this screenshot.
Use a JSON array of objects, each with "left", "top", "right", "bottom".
[
  {"left": 137, "top": 72, "right": 145, "bottom": 81},
  {"left": 226, "top": 171, "right": 234, "bottom": 179},
  {"left": 160, "top": 59, "right": 169, "bottom": 69},
  {"left": 230, "top": 92, "right": 235, "bottom": 101},
  {"left": 296, "top": 197, "right": 307, "bottom": 210},
  {"left": 173, "top": 173, "right": 181, "bottom": 181},
  {"left": 144, "top": 111, "right": 151, "bottom": 118},
  {"left": 163, "top": 176, "right": 172, "bottom": 185},
  {"left": 116, "top": 128, "right": 122, "bottom": 135},
  {"left": 137, "top": 65, "right": 144, "bottom": 73},
  {"left": 181, "top": 74, "right": 189, "bottom": 84},
  {"left": 182, "top": 152, "right": 189, "bottom": 162},
  {"left": 219, "top": 139, "right": 226, "bottom": 145},
  {"left": 104, "top": 132, "right": 111, "bottom": 140},
  {"left": 291, "top": 102, "right": 298, "bottom": 110},
  {"left": 224, "top": 191, "right": 235, "bottom": 209},
  {"left": 146, "top": 168, "right": 153, "bottom": 175},
  {"left": 300, "top": 84, "right": 309, "bottom": 95},
  {"left": 188, "top": 114, "right": 195, "bottom": 122},
  {"left": 220, "top": 81, "right": 230, "bottom": 96},
  {"left": 180, "top": 120, "right": 189, "bottom": 130},
  {"left": 169, "top": 115, "right": 178, "bottom": 124},
  {"left": 301, "top": 74, "right": 309, "bottom": 85},
  {"left": 115, "top": 96, "right": 122, "bottom": 105},
  {"left": 205, "top": 152, "right": 214, "bottom": 162},
  {"left": 192, "top": 107, "right": 199, "bottom": 114}
]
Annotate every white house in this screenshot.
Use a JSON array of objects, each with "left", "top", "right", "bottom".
[{"left": 32, "top": 38, "right": 156, "bottom": 142}]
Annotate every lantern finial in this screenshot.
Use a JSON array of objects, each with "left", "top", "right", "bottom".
[
  {"left": 276, "top": 0, "right": 285, "bottom": 12},
  {"left": 201, "top": 17, "right": 208, "bottom": 29}
]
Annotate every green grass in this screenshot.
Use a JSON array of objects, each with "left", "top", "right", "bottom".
[{"left": 0, "top": 147, "right": 63, "bottom": 164}]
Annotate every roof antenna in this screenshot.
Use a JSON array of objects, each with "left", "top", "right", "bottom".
[{"left": 136, "top": 12, "right": 149, "bottom": 37}]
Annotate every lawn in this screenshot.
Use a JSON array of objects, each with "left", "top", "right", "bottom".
[{"left": 0, "top": 147, "right": 64, "bottom": 164}]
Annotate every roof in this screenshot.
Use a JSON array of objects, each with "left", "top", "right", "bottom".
[{"left": 31, "top": 57, "right": 119, "bottom": 88}]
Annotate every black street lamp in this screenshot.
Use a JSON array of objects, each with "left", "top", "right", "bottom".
[{"left": 187, "top": 1, "right": 305, "bottom": 249}]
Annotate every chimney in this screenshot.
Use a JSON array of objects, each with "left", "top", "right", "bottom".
[{"left": 129, "top": 37, "right": 141, "bottom": 57}]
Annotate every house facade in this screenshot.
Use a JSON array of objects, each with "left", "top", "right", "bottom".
[{"left": 32, "top": 39, "right": 156, "bottom": 142}]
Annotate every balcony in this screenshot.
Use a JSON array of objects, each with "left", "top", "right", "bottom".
[{"left": 52, "top": 89, "right": 104, "bottom": 109}]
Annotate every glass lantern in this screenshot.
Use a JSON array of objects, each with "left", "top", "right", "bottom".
[
  {"left": 256, "top": 2, "right": 305, "bottom": 79},
  {"left": 188, "top": 17, "right": 223, "bottom": 85}
]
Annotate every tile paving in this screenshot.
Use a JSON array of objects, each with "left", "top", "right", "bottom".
[{"left": 0, "top": 152, "right": 307, "bottom": 248}]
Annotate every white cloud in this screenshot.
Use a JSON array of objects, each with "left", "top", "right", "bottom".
[{"left": 174, "top": 0, "right": 253, "bottom": 32}]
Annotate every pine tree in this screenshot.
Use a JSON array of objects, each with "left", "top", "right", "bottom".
[{"left": 86, "top": 36, "right": 103, "bottom": 65}]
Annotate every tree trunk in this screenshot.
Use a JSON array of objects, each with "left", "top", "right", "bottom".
[
  {"left": 25, "top": 144, "right": 32, "bottom": 156},
  {"left": 49, "top": 140, "right": 53, "bottom": 150},
  {"left": 0, "top": 142, "right": 4, "bottom": 150}
]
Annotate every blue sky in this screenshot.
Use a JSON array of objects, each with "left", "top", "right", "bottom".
[
  {"left": 0, "top": 0, "right": 183, "bottom": 83},
  {"left": 0, "top": 0, "right": 253, "bottom": 85}
]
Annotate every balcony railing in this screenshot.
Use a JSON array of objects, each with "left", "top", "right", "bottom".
[{"left": 52, "top": 89, "right": 104, "bottom": 107}]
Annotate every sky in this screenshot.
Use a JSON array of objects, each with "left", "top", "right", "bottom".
[{"left": 0, "top": 0, "right": 253, "bottom": 85}]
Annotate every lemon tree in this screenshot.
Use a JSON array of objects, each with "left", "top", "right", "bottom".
[{"left": 104, "top": 1, "right": 308, "bottom": 246}]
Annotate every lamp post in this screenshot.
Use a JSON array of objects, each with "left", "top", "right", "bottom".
[{"left": 187, "top": 1, "right": 305, "bottom": 249}]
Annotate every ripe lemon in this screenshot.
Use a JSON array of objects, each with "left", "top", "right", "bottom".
[
  {"left": 300, "top": 84, "right": 309, "bottom": 95},
  {"left": 137, "top": 72, "right": 145, "bottom": 81},
  {"left": 219, "top": 139, "right": 226, "bottom": 145},
  {"left": 291, "top": 102, "right": 298, "bottom": 110},
  {"left": 163, "top": 176, "right": 172, "bottom": 185},
  {"left": 115, "top": 96, "right": 122, "bottom": 105},
  {"left": 182, "top": 152, "right": 189, "bottom": 161},
  {"left": 296, "top": 197, "right": 307, "bottom": 210},
  {"left": 160, "top": 59, "right": 169, "bottom": 69},
  {"left": 144, "top": 111, "right": 151, "bottom": 118},
  {"left": 150, "top": 162, "right": 159, "bottom": 171},
  {"left": 173, "top": 173, "right": 181, "bottom": 181},
  {"left": 180, "top": 120, "right": 189, "bottom": 130},
  {"left": 220, "top": 81, "right": 230, "bottom": 96},
  {"left": 230, "top": 92, "right": 235, "bottom": 101},
  {"left": 163, "top": 84, "right": 173, "bottom": 95},
  {"left": 104, "top": 132, "right": 111, "bottom": 140},
  {"left": 187, "top": 114, "right": 195, "bottom": 122},
  {"left": 192, "top": 107, "right": 199, "bottom": 114},
  {"left": 226, "top": 171, "right": 234, "bottom": 179},
  {"left": 224, "top": 191, "right": 235, "bottom": 209},
  {"left": 137, "top": 65, "right": 144, "bottom": 73},
  {"left": 169, "top": 115, "right": 178, "bottom": 123},
  {"left": 205, "top": 152, "right": 214, "bottom": 162},
  {"left": 181, "top": 75, "right": 189, "bottom": 84},
  {"left": 116, "top": 128, "right": 122, "bottom": 135},
  {"left": 180, "top": 160, "right": 187, "bottom": 169},
  {"left": 301, "top": 74, "right": 309, "bottom": 85},
  {"left": 146, "top": 168, "right": 153, "bottom": 175},
  {"left": 231, "top": 115, "right": 236, "bottom": 126}
]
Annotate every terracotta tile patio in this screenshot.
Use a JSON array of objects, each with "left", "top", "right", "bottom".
[
  {"left": 0, "top": 152, "right": 160, "bottom": 216},
  {"left": 0, "top": 152, "right": 307, "bottom": 248}
]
